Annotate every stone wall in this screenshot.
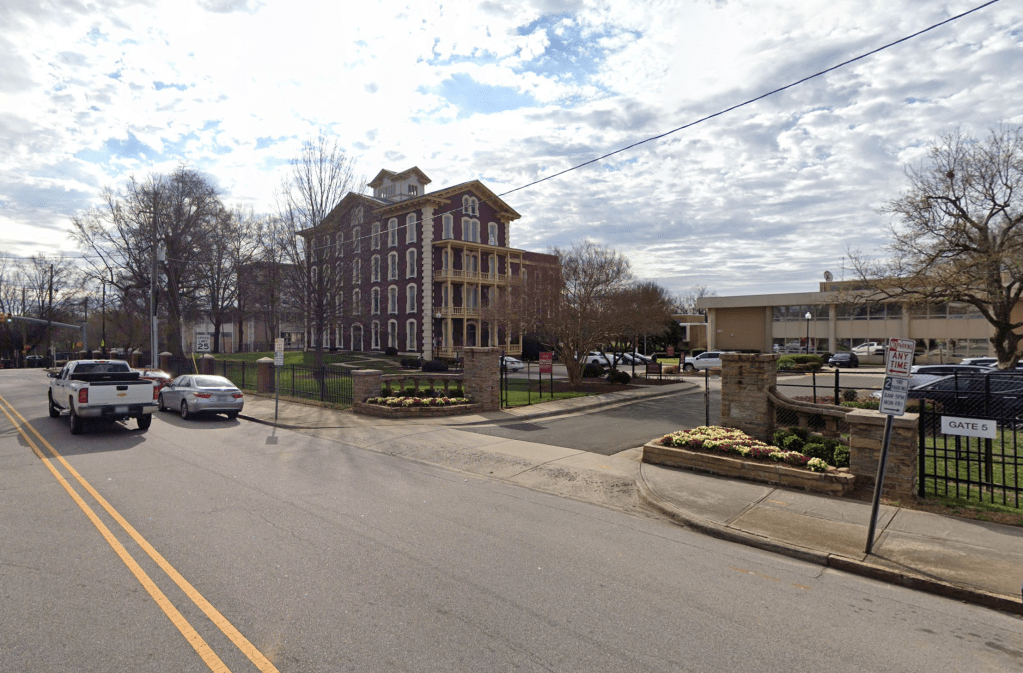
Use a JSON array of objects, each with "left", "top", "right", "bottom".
[
  {"left": 845, "top": 409, "right": 918, "bottom": 501},
  {"left": 720, "top": 353, "right": 779, "bottom": 441},
  {"left": 462, "top": 347, "right": 500, "bottom": 412}
]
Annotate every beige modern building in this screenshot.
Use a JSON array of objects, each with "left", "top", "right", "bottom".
[{"left": 697, "top": 281, "right": 996, "bottom": 360}]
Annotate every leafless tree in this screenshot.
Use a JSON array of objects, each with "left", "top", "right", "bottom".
[
  {"left": 852, "top": 126, "right": 1023, "bottom": 369},
  {"left": 196, "top": 208, "right": 258, "bottom": 353},
  {"left": 672, "top": 285, "right": 716, "bottom": 315},
  {"left": 515, "top": 242, "right": 634, "bottom": 384},
  {"left": 274, "top": 133, "right": 361, "bottom": 367},
  {"left": 70, "top": 167, "right": 223, "bottom": 358}
]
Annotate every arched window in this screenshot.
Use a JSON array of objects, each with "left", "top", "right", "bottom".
[
  {"left": 406, "top": 283, "right": 417, "bottom": 313},
  {"left": 406, "top": 248, "right": 417, "bottom": 278},
  {"left": 352, "top": 289, "right": 361, "bottom": 315},
  {"left": 388, "top": 252, "right": 398, "bottom": 280},
  {"left": 442, "top": 214, "right": 453, "bottom": 239},
  {"left": 388, "top": 218, "right": 398, "bottom": 247},
  {"left": 351, "top": 206, "right": 363, "bottom": 225},
  {"left": 387, "top": 319, "right": 397, "bottom": 349},
  {"left": 462, "top": 195, "right": 470, "bottom": 215},
  {"left": 310, "top": 266, "right": 318, "bottom": 287},
  {"left": 488, "top": 222, "right": 498, "bottom": 246},
  {"left": 334, "top": 323, "right": 343, "bottom": 350},
  {"left": 470, "top": 197, "right": 478, "bottom": 216},
  {"left": 406, "top": 319, "right": 417, "bottom": 351},
  {"left": 335, "top": 259, "right": 343, "bottom": 286},
  {"left": 351, "top": 323, "right": 363, "bottom": 351},
  {"left": 336, "top": 231, "right": 344, "bottom": 257},
  {"left": 310, "top": 236, "right": 318, "bottom": 262},
  {"left": 388, "top": 286, "right": 398, "bottom": 314},
  {"left": 461, "top": 217, "right": 470, "bottom": 241},
  {"left": 470, "top": 219, "right": 480, "bottom": 243},
  {"left": 371, "top": 255, "right": 380, "bottom": 282},
  {"left": 335, "top": 293, "right": 343, "bottom": 315},
  {"left": 371, "top": 287, "right": 381, "bottom": 315},
  {"left": 406, "top": 213, "right": 417, "bottom": 243},
  {"left": 352, "top": 227, "right": 361, "bottom": 253},
  {"left": 371, "top": 321, "right": 381, "bottom": 350},
  {"left": 371, "top": 222, "right": 381, "bottom": 249},
  {"left": 352, "top": 258, "right": 361, "bottom": 284}
]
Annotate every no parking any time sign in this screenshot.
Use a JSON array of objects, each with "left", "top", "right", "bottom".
[{"left": 885, "top": 338, "right": 916, "bottom": 378}]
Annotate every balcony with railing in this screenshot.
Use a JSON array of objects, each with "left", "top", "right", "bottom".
[{"left": 434, "top": 268, "right": 507, "bottom": 283}]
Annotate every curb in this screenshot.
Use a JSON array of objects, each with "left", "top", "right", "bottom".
[
  {"left": 503, "top": 383, "right": 697, "bottom": 422},
  {"left": 637, "top": 463, "right": 1022, "bottom": 616}
]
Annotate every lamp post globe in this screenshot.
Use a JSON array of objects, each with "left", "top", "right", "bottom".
[{"left": 804, "top": 311, "right": 812, "bottom": 354}]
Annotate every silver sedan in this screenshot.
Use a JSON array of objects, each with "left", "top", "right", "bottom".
[{"left": 158, "top": 374, "right": 244, "bottom": 420}]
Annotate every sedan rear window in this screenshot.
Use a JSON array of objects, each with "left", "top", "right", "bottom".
[{"left": 193, "top": 376, "right": 235, "bottom": 388}]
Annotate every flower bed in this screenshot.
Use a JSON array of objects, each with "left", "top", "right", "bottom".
[
  {"left": 354, "top": 396, "right": 481, "bottom": 418},
  {"left": 644, "top": 426, "right": 855, "bottom": 496}
]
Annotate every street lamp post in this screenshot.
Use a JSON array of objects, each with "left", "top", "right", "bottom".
[{"left": 804, "top": 311, "right": 812, "bottom": 354}]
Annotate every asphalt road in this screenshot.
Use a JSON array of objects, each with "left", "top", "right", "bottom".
[
  {"left": 2, "top": 368, "right": 1022, "bottom": 672},
  {"left": 462, "top": 384, "right": 723, "bottom": 455}
]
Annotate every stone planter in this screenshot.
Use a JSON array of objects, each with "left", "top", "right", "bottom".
[
  {"left": 642, "top": 441, "right": 855, "bottom": 496},
  {"left": 353, "top": 402, "right": 483, "bottom": 418}
]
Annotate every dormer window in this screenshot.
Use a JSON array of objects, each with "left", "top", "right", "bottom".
[{"left": 408, "top": 184, "right": 418, "bottom": 196}]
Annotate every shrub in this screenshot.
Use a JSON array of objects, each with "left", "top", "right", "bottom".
[
  {"left": 402, "top": 385, "right": 417, "bottom": 397},
  {"left": 381, "top": 384, "right": 393, "bottom": 397},
  {"left": 777, "top": 356, "right": 797, "bottom": 370},
  {"left": 780, "top": 434, "right": 805, "bottom": 453},
  {"left": 421, "top": 359, "right": 449, "bottom": 373},
  {"left": 607, "top": 370, "right": 631, "bottom": 385},
  {"left": 663, "top": 365, "right": 678, "bottom": 374},
  {"left": 802, "top": 441, "right": 834, "bottom": 464},
  {"left": 841, "top": 388, "right": 859, "bottom": 402},
  {"left": 833, "top": 444, "right": 850, "bottom": 468},
  {"left": 450, "top": 385, "right": 464, "bottom": 397},
  {"left": 772, "top": 429, "right": 790, "bottom": 446},
  {"left": 788, "top": 426, "right": 810, "bottom": 441},
  {"left": 385, "top": 346, "right": 399, "bottom": 356},
  {"left": 582, "top": 363, "right": 604, "bottom": 378},
  {"left": 400, "top": 356, "right": 420, "bottom": 369}
]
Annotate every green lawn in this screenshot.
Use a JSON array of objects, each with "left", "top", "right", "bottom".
[{"left": 921, "top": 427, "right": 1022, "bottom": 509}]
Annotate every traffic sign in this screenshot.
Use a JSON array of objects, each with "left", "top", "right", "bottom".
[
  {"left": 879, "top": 376, "right": 909, "bottom": 416},
  {"left": 539, "top": 351, "right": 553, "bottom": 374},
  {"left": 885, "top": 338, "right": 916, "bottom": 378},
  {"left": 195, "top": 333, "right": 211, "bottom": 353},
  {"left": 274, "top": 338, "right": 285, "bottom": 366}
]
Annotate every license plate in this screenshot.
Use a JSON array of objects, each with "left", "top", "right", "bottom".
[
  {"left": 115, "top": 406, "right": 128, "bottom": 414},
  {"left": 217, "top": 395, "right": 229, "bottom": 402}
]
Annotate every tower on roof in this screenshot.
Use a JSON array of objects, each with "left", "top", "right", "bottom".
[{"left": 367, "top": 167, "right": 431, "bottom": 202}]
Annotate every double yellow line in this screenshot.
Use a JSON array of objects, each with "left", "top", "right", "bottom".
[{"left": 0, "top": 393, "right": 280, "bottom": 673}]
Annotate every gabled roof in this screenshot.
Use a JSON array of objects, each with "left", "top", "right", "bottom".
[
  {"left": 427, "top": 179, "right": 521, "bottom": 222},
  {"left": 367, "top": 166, "right": 432, "bottom": 189}
]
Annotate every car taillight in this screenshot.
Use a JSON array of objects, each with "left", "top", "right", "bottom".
[
  {"left": 193, "top": 392, "right": 212, "bottom": 398},
  {"left": 232, "top": 393, "right": 243, "bottom": 399},
  {"left": 78, "top": 389, "right": 88, "bottom": 404},
  {"left": 153, "top": 386, "right": 159, "bottom": 400}
]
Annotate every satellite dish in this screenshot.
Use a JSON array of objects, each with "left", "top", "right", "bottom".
[{"left": 823, "top": 270, "right": 834, "bottom": 281}]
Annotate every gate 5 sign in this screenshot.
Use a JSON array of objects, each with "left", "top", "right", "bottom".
[{"left": 941, "top": 416, "right": 997, "bottom": 439}]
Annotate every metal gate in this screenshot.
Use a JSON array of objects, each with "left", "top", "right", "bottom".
[{"left": 917, "top": 373, "right": 1023, "bottom": 508}]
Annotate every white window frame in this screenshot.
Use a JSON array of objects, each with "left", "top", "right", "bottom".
[
  {"left": 406, "top": 283, "right": 417, "bottom": 313},
  {"left": 388, "top": 218, "right": 398, "bottom": 247},
  {"left": 353, "top": 227, "right": 361, "bottom": 253},
  {"left": 371, "top": 287, "right": 381, "bottom": 315},
  {"left": 442, "top": 214, "right": 453, "bottom": 240},
  {"left": 351, "top": 323, "right": 363, "bottom": 351},
  {"left": 388, "top": 252, "right": 398, "bottom": 281},
  {"left": 352, "top": 258, "right": 361, "bottom": 284},
  {"left": 488, "top": 222, "right": 498, "bottom": 246},
  {"left": 388, "top": 286, "right": 398, "bottom": 314},
  {"left": 387, "top": 319, "right": 398, "bottom": 349},
  {"left": 371, "top": 222, "right": 381, "bottom": 250},
  {"left": 406, "top": 213, "right": 417, "bottom": 243},
  {"left": 406, "top": 248, "right": 417, "bottom": 278},
  {"left": 352, "top": 288, "right": 361, "bottom": 315},
  {"left": 371, "top": 255, "right": 380, "bottom": 282},
  {"left": 371, "top": 321, "right": 380, "bottom": 350},
  {"left": 406, "top": 319, "right": 417, "bottom": 351}
]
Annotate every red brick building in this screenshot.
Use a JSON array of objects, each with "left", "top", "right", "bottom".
[{"left": 298, "top": 167, "right": 557, "bottom": 360}]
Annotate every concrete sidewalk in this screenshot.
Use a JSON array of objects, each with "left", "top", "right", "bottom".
[{"left": 238, "top": 384, "right": 1023, "bottom": 615}]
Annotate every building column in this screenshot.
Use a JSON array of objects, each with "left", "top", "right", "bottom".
[
  {"left": 828, "top": 303, "right": 838, "bottom": 353},
  {"left": 421, "top": 205, "right": 435, "bottom": 360},
  {"left": 706, "top": 308, "right": 717, "bottom": 350}
]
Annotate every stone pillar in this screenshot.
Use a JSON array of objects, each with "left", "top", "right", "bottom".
[
  {"left": 257, "top": 357, "right": 275, "bottom": 394},
  {"left": 462, "top": 346, "right": 500, "bottom": 411},
  {"left": 200, "top": 353, "right": 215, "bottom": 375},
  {"left": 352, "top": 369, "right": 384, "bottom": 403},
  {"left": 720, "top": 352, "right": 779, "bottom": 441},
  {"left": 92, "top": 349, "right": 102, "bottom": 359},
  {"left": 846, "top": 409, "right": 918, "bottom": 501},
  {"left": 130, "top": 351, "right": 140, "bottom": 368},
  {"left": 159, "top": 352, "right": 173, "bottom": 373}
]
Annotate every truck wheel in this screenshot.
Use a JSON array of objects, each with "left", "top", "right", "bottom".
[
  {"left": 69, "top": 406, "right": 83, "bottom": 435},
  {"left": 683, "top": 363, "right": 696, "bottom": 372},
  {"left": 137, "top": 414, "right": 152, "bottom": 430},
  {"left": 180, "top": 401, "right": 191, "bottom": 420},
  {"left": 48, "top": 392, "right": 60, "bottom": 418}
]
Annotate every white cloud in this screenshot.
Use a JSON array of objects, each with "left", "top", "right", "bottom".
[{"left": 1, "top": 0, "right": 1021, "bottom": 300}]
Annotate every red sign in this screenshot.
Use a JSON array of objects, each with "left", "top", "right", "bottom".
[
  {"left": 885, "top": 338, "right": 916, "bottom": 378},
  {"left": 667, "top": 346, "right": 674, "bottom": 357},
  {"left": 539, "top": 351, "right": 553, "bottom": 374}
]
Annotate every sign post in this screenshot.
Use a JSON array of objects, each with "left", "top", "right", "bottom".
[
  {"left": 865, "top": 338, "right": 915, "bottom": 554},
  {"left": 274, "top": 338, "right": 284, "bottom": 423},
  {"left": 539, "top": 352, "right": 553, "bottom": 399}
]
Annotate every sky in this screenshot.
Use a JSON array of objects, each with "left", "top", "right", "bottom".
[{"left": 2, "top": 0, "right": 1021, "bottom": 298}]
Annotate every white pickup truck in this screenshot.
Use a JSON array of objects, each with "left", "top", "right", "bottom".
[{"left": 48, "top": 360, "right": 158, "bottom": 434}]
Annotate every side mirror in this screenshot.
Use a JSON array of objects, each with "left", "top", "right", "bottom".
[{"left": 47, "top": 371, "right": 58, "bottom": 378}]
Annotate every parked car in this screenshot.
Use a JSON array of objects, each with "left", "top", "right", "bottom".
[
  {"left": 909, "top": 364, "right": 992, "bottom": 375},
  {"left": 583, "top": 351, "right": 612, "bottom": 367},
  {"left": 500, "top": 356, "right": 524, "bottom": 372},
  {"left": 134, "top": 368, "right": 173, "bottom": 391},
  {"left": 158, "top": 374, "right": 244, "bottom": 420},
  {"left": 48, "top": 360, "right": 157, "bottom": 434},
  {"left": 959, "top": 357, "right": 997, "bottom": 367},
  {"left": 683, "top": 351, "right": 728, "bottom": 372},
  {"left": 852, "top": 342, "right": 885, "bottom": 356},
  {"left": 828, "top": 352, "right": 859, "bottom": 368},
  {"left": 614, "top": 352, "right": 651, "bottom": 366},
  {"left": 901, "top": 371, "right": 1023, "bottom": 418}
]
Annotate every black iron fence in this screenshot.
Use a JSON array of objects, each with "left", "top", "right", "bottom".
[
  {"left": 162, "top": 357, "right": 353, "bottom": 406},
  {"left": 917, "top": 375, "right": 1023, "bottom": 508},
  {"left": 775, "top": 369, "right": 883, "bottom": 405}
]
